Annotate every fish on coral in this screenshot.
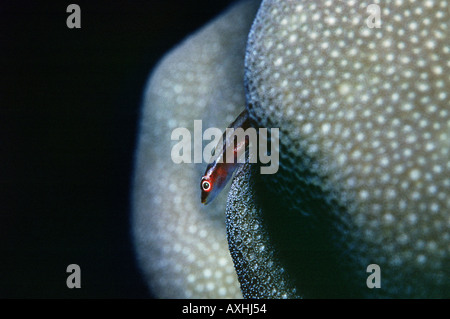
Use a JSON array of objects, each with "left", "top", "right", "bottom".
[{"left": 133, "top": 0, "right": 450, "bottom": 298}]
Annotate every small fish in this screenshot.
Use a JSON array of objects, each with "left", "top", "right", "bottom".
[{"left": 201, "top": 109, "right": 250, "bottom": 204}]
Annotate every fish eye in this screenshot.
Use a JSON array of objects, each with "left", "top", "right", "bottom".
[{"left": 201, "top": 180, "right": 211, "bottom": 192}]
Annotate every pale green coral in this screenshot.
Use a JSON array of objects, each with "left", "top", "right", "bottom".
[
  {"left": 132, "top": 0, "right": 260, "bottom": 298},
  {"left": 134, "top": 0, "right": 450, "bottom": 298},
  {"left": 238, "top": 0, "right": 450, "bottom": 297}
]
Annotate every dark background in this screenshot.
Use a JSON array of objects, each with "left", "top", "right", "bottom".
[{"left": 1, "top": 0, "right": 235, "bottom": 298}]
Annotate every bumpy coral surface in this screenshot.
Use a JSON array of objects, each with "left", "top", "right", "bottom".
[
  {"left": 238, "top": 0, "right": 450, "bottom": 298},
  {"left": 133, "top": 0, "right": 260, "bottom": 298},
  {"left": 134, "top": 0, "right": 450, "bottom": 298}
]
